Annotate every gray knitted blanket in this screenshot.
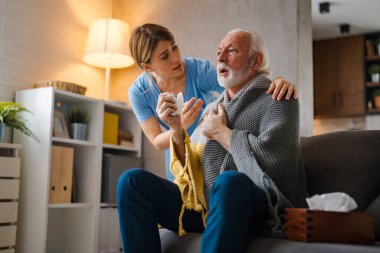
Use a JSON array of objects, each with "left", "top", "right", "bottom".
[{"left": 200, "top": 73, "right": 308, "bottom": 237}]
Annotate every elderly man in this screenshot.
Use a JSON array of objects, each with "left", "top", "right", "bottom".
[{"left": 117, "top": 29, "right": 307, "bottom": 253}]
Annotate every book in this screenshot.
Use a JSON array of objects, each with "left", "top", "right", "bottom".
[{"left": 366, "top": 40, "right": 375, "bottom": 56}]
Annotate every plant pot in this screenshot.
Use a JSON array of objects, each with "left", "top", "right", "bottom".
[
  {"left": 69, "top": 123, "right": 87, "bottom": 140},
  {"left": 0, "top": 123, "right": 5, "bottom": 142},
  {"left": 371, "top": 73, "right": 380, "bottom": 82},
  {"left": 374, "top": 96, "right": 380, "bottom": 109}
]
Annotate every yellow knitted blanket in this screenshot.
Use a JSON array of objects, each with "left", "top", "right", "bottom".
[{"left": 169, "top": 130, "right": 208, "bottom": 236}]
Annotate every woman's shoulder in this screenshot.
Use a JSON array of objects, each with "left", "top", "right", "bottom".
[{"left": 129, "top": 72, "right": 150, "bottom": 95}]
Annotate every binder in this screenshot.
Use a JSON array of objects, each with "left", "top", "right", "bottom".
[
  {"left": 49, "top": 146, "right": 74, "bottom": 203},
  {"left": 59, "top": 147, "right": 74, "bottom": 203},
  {"left": 49, "top": 146, "right": 61, "bottom": 203},
  {"left": 103, "top": 112, "right": 119, "bottom": 145}
]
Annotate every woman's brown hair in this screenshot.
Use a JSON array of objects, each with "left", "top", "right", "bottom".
[{"left": 129, "top": 23, "right": 175, "bottom": 69}]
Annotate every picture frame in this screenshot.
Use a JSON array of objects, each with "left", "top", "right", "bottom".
[{"left": 53, "top": 110, "right": 69, "bottom": 138}]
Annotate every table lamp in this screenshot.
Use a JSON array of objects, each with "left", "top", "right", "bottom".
[{"left": 83, "top": 18, "right": 134, "bottom": 100}]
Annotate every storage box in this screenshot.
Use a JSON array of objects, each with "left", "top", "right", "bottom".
[
  {"left": 285, "top": 208, "right": 375, "bottom": 245},
  {"left": 103, "top": 112, "right": 119, "bottom": 145},
  {"left": 101, "top": 154, "right": 142, "bottom": 203}
]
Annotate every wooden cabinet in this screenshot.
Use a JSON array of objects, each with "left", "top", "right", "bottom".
[
  {"left": 14, "top": 87, "right": 142, "bottom": 253},
  {"left": 313, "top": 35, "right": 365, "bottom": 117}
]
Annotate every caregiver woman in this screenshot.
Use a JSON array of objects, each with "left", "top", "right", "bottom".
[{"left": 128, "top": 23, "right": 298, "bottom": 181}]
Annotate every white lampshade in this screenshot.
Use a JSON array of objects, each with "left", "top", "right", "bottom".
[{"left": 83, "top": 18, "right": 134, "bottom": 69}]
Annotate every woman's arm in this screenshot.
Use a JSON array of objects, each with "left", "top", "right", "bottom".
[{"left": 139, "top": 117, "right": 171, "bottom": 151}]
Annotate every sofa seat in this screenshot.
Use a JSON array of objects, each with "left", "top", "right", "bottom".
[
  {"left": 160, "top": 229, "right": 380, "bottom": 253},
  {"left": 159, "top": 130, "right": 380, "bottom": 252}
]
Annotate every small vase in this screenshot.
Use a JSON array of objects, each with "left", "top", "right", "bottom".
[
  {"left": 69, "top": 123, "right": 87, "bottom": 140},
  {"left": 371, "top": 73, "right": 380, "bottom": 82},
  {"left": 0, "top": 123, "right": 5, "bottom": 142}
]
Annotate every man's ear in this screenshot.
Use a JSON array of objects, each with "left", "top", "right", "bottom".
[
  {"left": 141, "top": 62, "right": 151, "bottom": 71},
  {"left": 252, "top": 53, "right": 263, "bottom": 71}
]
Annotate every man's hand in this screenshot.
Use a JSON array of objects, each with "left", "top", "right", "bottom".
[
  {"left": 181, "top": 97, "right": 204, "bottom": 129},
  {"left": 267, "top": 76, "right": 298, "bottom": 100},
  {"left": 156, "top": 92, "right": 182, "bottom": 132},
  {"left": 203, "top": 103, "right": 232, "bottom": 152}
]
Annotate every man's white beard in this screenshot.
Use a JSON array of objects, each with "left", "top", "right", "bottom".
[{"left": 217, "top": 61, "right": 252, "bottom": 89}]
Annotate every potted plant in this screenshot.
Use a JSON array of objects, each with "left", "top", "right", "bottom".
[
  {"left": 68, "top": 107, "right": 89, "bottom": 140},
  {"left": 0, "top": 101, "right": 39, "bottom": 142},
  {"left": 373, "top": 89, "right": 380, "bottom": 109},
  {"left": 368, "top": 64, "right": 380, "bottom": 82}
]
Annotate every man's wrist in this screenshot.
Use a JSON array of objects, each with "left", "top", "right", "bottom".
[{"left": 171, "top": 128, "right": 183, "bottom": 142}]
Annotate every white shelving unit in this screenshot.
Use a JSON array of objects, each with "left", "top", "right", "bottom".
[{"left": 14, "top": 87, "right": 142, "bottom": 253}]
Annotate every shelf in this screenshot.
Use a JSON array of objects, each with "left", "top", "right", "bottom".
[
  {"left": 48, "top": 203, "right": 92, "bottom": 208},
  {"left": 367, "top": 108, "right": 380, "bottom": 114},
  {"left": 366, "top": 55, "right": 380, "bottom": 61},
  {"left": 366, "top": 82, "right": 380, "bottom": 88},
  {"left": 100, "top": 203, "right": 117, "bottom": 208},
  {"left": 102, "top": 143, "right": 139, "bottom": 152},
  {"left": 52, "top": 136, "right": 96, "bottom": 147}
]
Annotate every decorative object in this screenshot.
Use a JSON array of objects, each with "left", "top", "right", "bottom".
[
  {"left": 368, "top": 64, "right": 380, "bottom": 82},
  {"left": 365, "top": 40, "right": 375, "bottom": 56},
  {"left": 374, "top": 38, "right": 380, "bottom": 55},
  {"left": 53, "top": 110, "right": 69, "bottom": 138},
  {"left": 68, "top": 107, "right": 89, "bottom": 140},
  {"left": 83, "top": 18, "right": 134, "bottom": 100},
  {"left": 373, "top": 89, "right": 380, "bottom": 109},
  {"left": 118, "top": 130, "right": 134, "bottom": 147},
  {"left": 33, "top": 80, "right": 87, "bottom": 95},
  {"left": 0, "top": 101, "right": 39, "bottom": 142}
]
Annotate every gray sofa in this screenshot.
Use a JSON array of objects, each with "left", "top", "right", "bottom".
[{"left": 159, "top": 130, "right": 380, "bottom": 253}]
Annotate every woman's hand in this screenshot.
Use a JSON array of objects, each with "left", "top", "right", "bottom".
[
  {"left": 267, "top": 77, "right": 298, "bottom": 100},
  {"left": 181, "top": 97, "right": 204, "bottom": 129},
  {"left": 156, "top": 92, "right": 182, "bottom": 131}
]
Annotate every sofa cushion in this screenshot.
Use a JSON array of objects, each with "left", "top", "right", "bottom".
[
  {"left": 366, "top": 195, "right": 380, "bottom": 241},
  {"left": 300, "top": 130, "right": 380, "bottom": 211}
]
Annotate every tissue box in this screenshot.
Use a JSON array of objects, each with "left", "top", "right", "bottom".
[{"left": 284, "top": 208, "right": 375, "bottom": 245}]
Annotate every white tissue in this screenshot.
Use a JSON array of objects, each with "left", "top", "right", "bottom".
[
  {"left": 168, "top": 92, "right": 184, "bottom": 116},
  {"left": 306, "top": 192, "right": 358, "bottom": 212}
]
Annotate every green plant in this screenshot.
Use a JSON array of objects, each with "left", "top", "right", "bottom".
[
  {"left": 0, "top": 101, "right": 39, "bottom": 141},
  {"left": 372, "top": 89, "right": 380, "bottom": 97},
  {"left": 368, "top": 64, "right": 380, "bottom": 75},
  {"left": 374, "top": 38, "right": 380, "bottom": 46},
  {"left": 68, "top": 107, "right": 89, "bottom": 124}
]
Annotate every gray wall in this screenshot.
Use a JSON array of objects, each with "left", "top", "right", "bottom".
[{"left": 114, "top": 0, "right": 313, "bottom": 176}]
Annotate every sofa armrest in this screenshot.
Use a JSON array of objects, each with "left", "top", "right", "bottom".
[{"left": 366, "top": 195, "right": 380, "bottom": 241}]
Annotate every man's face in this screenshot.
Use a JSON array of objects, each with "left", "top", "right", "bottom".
[{"left": 217, "top": 32, "right": 254, "bottom": 89}]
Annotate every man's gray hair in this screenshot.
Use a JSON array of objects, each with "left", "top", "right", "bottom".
[{"left": 227, "top": 29, "right": 270, "bottom": 76}]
